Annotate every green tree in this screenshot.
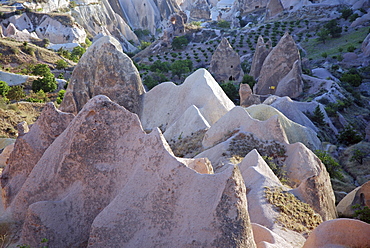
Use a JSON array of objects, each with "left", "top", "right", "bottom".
[
  {"left": 143, "top": 75, "right": 157, "bottom": 90},
  {"left": 350, "top": 149, "right": 366, "bottom": 164},
  {"left": 0, "top": 81, "right": 10, "bottom": 97},
  {"left": 338, "top": 125, "right": 362, "bottom": 146},
  {"left": 56, "top": 59, "right": 68, "bottom": 70},
  {"left": 149, "top": 60, "right": 170, "bottom": 73},
  {"left": 70, "top": 46, "right": 86, "bottom": 62},
  {"left": 170, "top": 60, "right": 192, "bottom": 79},
  {"left": 220, "top": 82, "right": 239, "bottom": 104},
  {"left": 317, "top": 28, "right": 330, "bottom": 44},
  {"left": 56, "top": 89, "right": 66, "bottom": 104},
  {"left": 241, "top": 74, "right": 257, "bottom": 91},
  {"left": 314, "top": 150, "right": 343, "bottom": 180},
  {"left": 217, "top": 20, "right": 230, "bottom": 29},
  {"left": 139, "top": 41, "right": 151, "bottom": 50},
  {"left": 324, "top": 20, "right": 342, "bottom": 38},
  {"left": 171, "top": 36, "right": 189, "bottom": 50},
  {"left": 32, "top": 64, "right": 50, "bottom": 76},
  {"left": 311, "top": 105, "right": 326, "bottom": 126},
  {"left": 32, "top": 74, "right": 57, "bottom": 93},
  {"left": 6, "top": 85, "right": 25, "bottom": 102},
  {"left": 340, "top": 8, "right": 353, "bottom": 20},
  {"left": 340, "top": 72, "right": 362, "bottom": 87}
]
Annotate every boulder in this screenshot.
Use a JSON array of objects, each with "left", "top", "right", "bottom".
[
  {"left": 7, "top": 95, "right": 256, "bottom": 248},
  {"left": 362, "top": 33, "right": 370, "bottom": 57},
  {"left": 265, "top": 0, "right": 284, "bottom": 19},
  {"left": 311, "top": 68, "right": 338, "bottom": 81},
  {"left": 343, "top": 52, "right": 358, "bottom": 62},
  {"left": 275, "top": 60, "right": 303, "bottom": 98},
  {"left": 302, "top": 219, "right": 370, "bottom": 248},
  {"left": 0, "top": 71, "right": 28, "bottom": 86},
  {"left": 60, "top": 36, "right": 145, "bottom": 115},
  {"left": 163, "top": 105, "right": 210, "bottom": 141},
  {"left": 254, "top": 33, "right": 301, "bottom": 97},
  {"left": 189, "top": 0, "right": 211, "bottom": 21},
  {"left": 141, "top": 68, "right": 235, "bottom": 132},
  {"left": 0, "top": 103, "right": 74, "bottom": 208},
  {"left": 246, "top": 104, "right": 321, "bottom": 151},
  {"left": 337, "top": 181, "right": 370, "bottom": 217},
  {"left": 202, "top": 106, "right": 289, "bottom": 149},
  {"left": 0, "top": 143, "right": 14, "bottom": 167},
  {"left": 239, "top": 83, "right": 261, "bottom": 107},
  {"left": 249, "top": 36, "right": 271, "bottom": 80},
  {"left": 209, "top": 38, "right": 244, "bottom": 83}
]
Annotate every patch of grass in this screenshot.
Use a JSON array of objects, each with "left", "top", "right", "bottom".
[
  {"left": 265, "top": 187, "right": 323, "bottom": 234},
  {"left": 302, "top": 26, "right": 369, "bottom": 60}
]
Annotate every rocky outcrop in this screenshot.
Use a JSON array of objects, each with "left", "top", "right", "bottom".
[
  {"left": 5, "top": 95, "right": 256, "bottom": 248},
  {"left": 362, "top": 33, "right": 370, "bottom": 57},
  {"left": 274, "top": 60, "right": 303, "bottom": 99},
  {"left": 189, "top": 0, "right": 211, "bottom": 21},
  {"left": 250, "top": 36, "right": 272, "bottom": 80},
  {"left": 209, "top": 38, "right": 244, "bottom": 83},
  {"left": 1, "top": 13, "right": 86, "bottom": 44},
  {"left": 141, "top": 68, "right": 235, "bottom": 132},
  {"left": 0, "top": 71, "right": 28, "bottom": 86},
  {"left": 337, "top": 181, "right": 370, "bottom": 217},
  {"left": 232, "top": 0, "right": 270, "bottom": 15},
  {"left": 0, "top": 103, "right": 74, "bottom": 208},
  {"left": 265, "top": 0, "right": 284, "bottom": 19},
  {"left": 246, "top": 104, "right": 321, "bottom": 151},
  {"left": 60, "top": 36, "right": 145, "bottom": 115},
  {"left": 254, "top": 33, "right": 302, "bottom": 98},
  {"left": 239, "top": 83, "right": 261, "bottom": 107},
  {"left": 302, "top": 219, "right": 370, "bottom": 248}
]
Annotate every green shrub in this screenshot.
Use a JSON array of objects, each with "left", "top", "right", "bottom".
[
  {"left": 340, "top": 72, "right": 362, "bottom": 87},
  {"left": 70, "top": 46, "right": 86, "bottom": 62},
  {"left": 314, "top": 150, "right": 343, "bottom": 180},
  {"left": 338, "top": 125, "right": 362, "bottom": 146},
  {"left": 0, "top": 81, "right": 10, "bottom": 97},
  {"left": 349, "top": 13, "right": 359, "bottom": 22},
  {"left": 311, "top": 105, "right": 326, "bottom": 126},
  {"left": 220, "top": 82, "right": 239, "bottom": 104},
  {"left": 241, "top": 74, "right": 257, "bottom": 91},
  {"left": 6, "top": 85, "right": 25, "bottom": 102},
  {"left": 171, "top": 36, "right": 189, "bottom": 50},
  {"left": 143, "top": 75, "right": 157, "bottom": 90},
  {"left": 347, "top": 45, "right": 356, "bottom": 52},
  {"left": 321, "top": 52, "right": 328, "bottom": 58},
  {"left": 32, "top": 74, "right": 57, "bottom": 93},
  {"left": 350, "top": 149, "right": 366, "bottom": 164},
  {"left": 56, "top": 59, "right": 68, "bottom": 70},
  {"left": 170, "top": 59, "right": 192, "bottom": 79},
  {"left": 217, "top": 20, "right": 230, "bottom": 29},
  {"left": 139, "top": 41, "right": 151, "bottom": 50},
  {"left": 352, "top": 204, "right": 370, "bottom": 224},
  {"left": 340, "top": 8, "right": 353, "bottom": 20},
  {"left": 324, "top": 19, "right": 342, "bottom": 38},
  {"left": 56, "top": 89, "right": 66, "bottom": 104},
  {"left": 149, "top": 60, "right": 170, "bottom": 73}
]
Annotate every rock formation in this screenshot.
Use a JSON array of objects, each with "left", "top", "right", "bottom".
[
  {"left": 274, "top": 60, "right": 303, "bottom": 99},
  {"left": 253, "top": 33, "right": 302, "bottom": 98},
  {"left": 265, "top": 0, "right": 284, "bottom": 19},
  {"left": 302, "top": 219, "right": 370, "bottom": 248},
  {"left": 239, "top": 83, "right": 261, "bottom": 107},
  {"left": 249, "top": 36, "right": 272, "bottom": 80},
  {"left": 209, "top": 38, "right": 244, "bottom": 83},
  {"left": 362, "top": 33, "right": 370, "bottom": 57},
  {"left": 4, "top": 95, "right": 256, "bottom": 248},
  {"left": 189, "top": 0, "right": 211, "bottom": 21},
  {"left": 141, "top": 68, "right": 235, "bottom": 133},
  {"left": 246, "top": 104, "right": 321, "bottom": 151},
  {"left": 60, "top": 36, "right": 145, "bottom": 115},
  {"left": 0, "top": 103, "right": 74, "bottom": 208},
  {"left": 337, "top": 181, "right": 370, "bottom": 217},
  {"left": 232, "top": 0, "right": 270, "bottom": 15}
]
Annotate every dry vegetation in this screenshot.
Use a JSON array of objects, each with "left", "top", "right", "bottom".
[
  {"left": 265, "top": 187, "right": 323, "bottom": 236},
  {"left": 167, "top": 129, "right": 206, "bottom": 158}
]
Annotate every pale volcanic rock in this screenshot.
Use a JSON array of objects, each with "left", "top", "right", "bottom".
[
  {"left": 141, "top": 68, "right": 235, "bottom": 132},
  {"left": 202, "top": 106, "right": 289, "bottom": 149},
  {"left": 275, "top": 60, "right": 303, "bottom": 98},
  {"left": 60, "top": 36, "right": 145, "bottom": 115},
  {"left": 254, "top": 33, "right": 301, "bottom": 97},
  {"left": 302, "top": 219, "right": 370, "bottom": 248},
  {"left": 178, "top": 157, "right": 214, "bottom": 174},
  {"left": 362, "top": 33, "right": 370, "bottom": 57},
  {"left": 189, "top": 0, "right": 211, "bottom": 21},
  {"left": 250, "top": 36, "right": 272, "bottom": 80},
  {"left": 163, "top": 105, "right": 210, "bottom": 141},
  {"left": 337, "top": 181, "right": 370, "bottom": 217},
  {"left": 0, "top": 143, "right": 14, "bottom": 167},
  {"left": 252, "top": 223, "right": 294, "bottom": 248},
  {"left": 232, "top": 0, "right": 270, "bottom": 15},
  {"left": 265, "top": 0, "right": 284, "bottom": 19},
  {"left": 209, "top": 38, "right": 244, "bottom": 83},
  {"left": 246, "top": 104, "right": 321, "bottom": 151},
  {"left": 239, "top": 83, "right": 261, "bottom": 107},
  {"left": 0, "top": 103, "right": 74, "bottom": 208},
  {"left": 88, "top": 163, "right": 256, "bottom": 247}
]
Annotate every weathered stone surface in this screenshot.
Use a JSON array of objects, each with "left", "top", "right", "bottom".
[
  {"left": 202, "top": 106, "right": 289, "bottom": 149},
  {"left": 141, "top": 68, "right": 235, "bottom": 132},
  {"left": 337, "top": 181, "right": 370, "bottom": 217},
  {"left": 209, "top": 38, "right": 244, "bottom": 83},
  {"left": 163, "top": 105, "right": 210, "bottom": 141},
  {"left": 302, "top": 219, "right": 370, "bottom": 248},
  {"left": 275, "top": 60, "right": 303, "bottom": 98},
  {"left": 0, "top": 143, "right": 14, "bottom": 167},
  {"left": 178, "top": 157, "right": 214, "bottom": 174},
  {"left": 250, "top": 36, "right": 272, "bottom": 80},
  {"left": 239, "top": 83, "right": 261, "bottom": 107},
  {"left": 60, "top": 36, "right": 145, "bottom": 115},
  {"left": 287, "top": 143, "right": 337, "bottom": 221},
  {"left": 343, "top": 52, "right": 358, "bottom": 62},
  {"left": 265, "top": 0, "right": 284, "bottom": 19},
  {"left": 366, "top": 122, "right": 370, "bottom": 141},
  {"left": 16, "top": 121, "right": 29, "bottom": 136},
  {"left": 88, "top": 164, "right": 256, "bottom": 247},
  {"left": 189, "top": 0, "right": 211, "bottom": 21},
  {"left": 246, "top": 104, "right": 321, "bottom": 151},
  {"left": 362, "top": 33, "right": 370, "bottom": 57},
  {"left": 0, "top": 103, "right": 74, "bottom": 208},
  {"left": 0, "top": 71, "right": 29, "bottom": 86},
  {"left": 252, "top": 223, "right": 294, "bottom": 248},
  {"left": 232, "top": 0, "right": 270, "bottom": 15},
  {"left": 254, "top": 33, "right": 301, "bottom": 97},
  {"left": 5, "top": 96, "right": 256, "bottom": 248}
]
